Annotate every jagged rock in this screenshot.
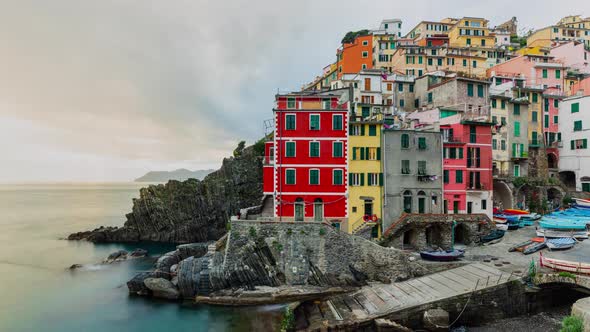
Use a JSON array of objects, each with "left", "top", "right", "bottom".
[
  {"left": 170, "top": 264, "right": 178, "bottom": 274},
  {"left": 127, "top": 272, "right": 153, "bottom": 296},
  {"left": 68, "top": 144, "right": 263, "bottom": 244},
  {"left": 104, "top": 250, "right": 128, "bottom": 264},
  {"left": 152, "top": 251, "right": 182, "bottom": 279},
  {"left": 176, "top": 243, "right": 208, "bottom": 258},
  {"left": 171, "top": 276, "right": 179, "bottom": 287},
  {"left": 130, "top": 248, "right": 148, "bottom": 257},
  {"left": 144, "top": 278, "right": 180, "bottom": 300}
]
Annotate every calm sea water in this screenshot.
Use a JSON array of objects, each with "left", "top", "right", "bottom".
[{"left": 0, "top": 183, "right": 282, "bottom": 332}]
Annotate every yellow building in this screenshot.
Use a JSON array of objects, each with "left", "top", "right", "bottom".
[
  {"left": 516, "top": 45, "right": 550, "bottom": 56},
  {"left": 448, "top": 17, "right": 495, "bottom": 48},
  {"left": 527, "top": 15, "right": 590, "bottom": 49}
]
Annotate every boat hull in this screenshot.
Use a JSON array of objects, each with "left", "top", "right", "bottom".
[
  {"left": 536, "top": 229, "right": 589, "bottom": 239},
  {"left": 420, "top": 250, "right": 464, "bottom": 261},
  {"left": 540, "top": 253, "right": 590, "bottom": 274}
]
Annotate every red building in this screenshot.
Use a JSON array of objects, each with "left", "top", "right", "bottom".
[
  {"left": 543, "top": 93, "right": 564, "bottom": 172},
  {"left": 441, "top": 119, "right": 493, "bottom": 216},
  {"left": 336, "top": 35, "right": 373, "bottom": 79},
  {"left": 263, "top": 90, "right": 349, "bottom": 222}
]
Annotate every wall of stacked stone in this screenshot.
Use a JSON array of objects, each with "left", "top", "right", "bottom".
[
  {"left": 225, "top": 220, "right": 434, "bottom": 286},
  {"left": 382, "top": 214, "right": 493, "bottom": 251}
]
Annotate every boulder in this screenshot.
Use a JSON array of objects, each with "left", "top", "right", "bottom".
[
  {"left": 127, "top": 272, "right": 153, "bottom": 296},
  {"left": 144, "top": 278, "right": 180, "bottom": 300},
  {"left": 176, "top": 243, "right": 208, "bottom": 258},
  {"left": 572, "top": 297, "right": 590, "bottom": 332},
  {"left": 104, "top": 250, "right": 128, "bottom": 264},
  {"left": 69, "top": 264, "right": 84, "bottom": 270},
  {"left": 130, "top": 248, "right": 148, "bottom": 257},
  {"left": 152, "top": 251, "right": 182, "bottom": 279},
  {"left": 423, "top": 308, "right": 449, "bottom": 332}
]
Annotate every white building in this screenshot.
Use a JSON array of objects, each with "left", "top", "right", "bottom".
[
  {"left": 558, "top": 95, "right": 590, "bottom": 192},
  {"left": 374, "top": 19, "right": 403, "bottom": 37}
]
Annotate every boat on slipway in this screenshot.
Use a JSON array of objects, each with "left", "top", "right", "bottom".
[
  {"left": 538, "top": 219, "right": 587, "bottom": 230},
  {"left": 546, "top": 237, "right": 576, "bottom": 250},
  {"left": 536, "top": 228, "right": 589, "bottom": 239},
  {"left": 540, "top": 252, "right": 590, "bottom": 274},
  {"left": 574, "top": 198, "right": 590, "bottom": 209},
  {"left": 419, "top": 249, "right": 464, "bottom": 261}
]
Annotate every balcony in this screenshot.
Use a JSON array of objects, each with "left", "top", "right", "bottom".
[
  {"left": 467, "top": 183, "right": 486, "bottom": 190},
  {"left": 529, "top": 139, "right": 542, "bottom": 148},
  {"left": 511, "top": 151, "right": 528, "bottom": 160},
  {"left": 443, "top": 136, "right": 465, "bottom": 144}
]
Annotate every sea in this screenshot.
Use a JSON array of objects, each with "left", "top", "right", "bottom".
[{"left": 0, "top": 183, "right": 283, "bottom": 332}]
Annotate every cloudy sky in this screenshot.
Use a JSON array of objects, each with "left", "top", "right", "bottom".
[{"left": 0, "top": 0, "right": 588, "bottom": 182}]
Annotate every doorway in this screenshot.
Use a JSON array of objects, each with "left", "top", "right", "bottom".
[
  {"left": 364, "top": 199, "right": 373, "bottom": 216},
  {"left": 467, "top": 202, "right": 473, "bottom": 214},
  {"left": 313, "top": 198, "right": 323, "bottom": 222},
  {"left": 295, "top": 198, "right": 304, "bottom": 221},
  {"left": 453, "top": 201, "right": 459, "bottom": 214}
]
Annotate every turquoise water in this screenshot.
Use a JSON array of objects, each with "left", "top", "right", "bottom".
[{"left": 0, "top": 183, "right": 282, "bottom": 332}]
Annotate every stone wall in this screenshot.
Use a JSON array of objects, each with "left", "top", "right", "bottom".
[{"left": 382, "top": 214, "right": 494, "bottom": 251}]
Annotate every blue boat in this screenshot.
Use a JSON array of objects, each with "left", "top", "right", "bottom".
[
  {"left": 546, "top": 238, "right": 576, "bottom": 250},
  {"left": 539, "top": 219, "right": 587, "bottom": 230}
]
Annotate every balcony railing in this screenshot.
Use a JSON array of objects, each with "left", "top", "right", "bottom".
[
  {"left": 511, "top": 151, "right": 528, "bottom": 159},
  {"left": 529, "top": 139, "right": 542, "bottom": 148},
  {"left": 443, "top": 136, "right": 464, "bottom": 144},
  {"left": 467, "top": 183, "right": 486, "bottom": 190}
]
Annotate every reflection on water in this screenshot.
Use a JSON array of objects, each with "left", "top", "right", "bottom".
[{"left": 0, "top": 183, "right": 283, "bottom": 332}]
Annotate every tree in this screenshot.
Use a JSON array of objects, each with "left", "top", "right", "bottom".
[{"left": 233, "top": 141, "right": 246, "bottom": 157}]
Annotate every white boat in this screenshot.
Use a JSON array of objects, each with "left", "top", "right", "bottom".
[
  {"left": 536, "top": 228, "right": 589, "bottom": 239},
  {"left": 496, "top": 224, "right": 509, "bottom": 231},
  {"left": 540, "top": 252, "right": 590, "bottom": 274},
  {"left": 546, "top": 237, "right": 576, "bottom": 250}
]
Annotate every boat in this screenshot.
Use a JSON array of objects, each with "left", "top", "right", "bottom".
[
  {"left": 539, "top": 219, "right": 587, "bottom": 230},
  {"left": 520, "top": 213, "right": 542, "bottom": 224},
  {"left": 480, "top": 230, "right": 505, "bottom": 243},
  {"left": 509, "top": 240, "right": 533, "bottom": 252},
  {"left": 546, "top": 238, "right": 576, "bottom": 250},
  {"left": 507, "top": 221, "right": 521, "bottom": 230},
  {"left": 531, "top": 237, "right": 545, "bottom": 243},
  {"left": 536, "top": 228, "right": 589, "bottom": 239},
  {"left": 496, "top": 224, "right": 509, "bottom": 231},
  {"left": 540, "top": 252, "right": 590, "bottom": 274},
  {"left": 503, "top": 209, "right": 530, "bottom": 215},
  {"left": 574, "top": 198, "right": 590, "bottom": 208},
  {"left": 523, "top": 242, "right": 546, "bottom": 255},
  {"left": 419, "top": 249, "right": 465, "bottom": 261},
  {"left": 493, "top": 216, "right": 508, "bottom": 224}
]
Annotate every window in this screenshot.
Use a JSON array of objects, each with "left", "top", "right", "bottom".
[
  {"left": 456, "top": 170, "right": 463, "bottom": 183},
  {"left": 349, "top": 173, "right": 363, "bottom": 186},
  {"left": 417, "top": 161, "right": 427, "bottom": 175},
  {"left": 418, "top": 56, "right": 423, "bottom": 64},
  {"left": 466, "top": 38, "right": 471, "bottom": 45},
  {"left": 364, "top": 78, "right": 371, "bottom": 91},
  {"left": 287, "top": 98, "right": 296, "bottom": 109},
  {"left": 532, "top": 93, "right": 538, "bottom": 103},
  {"left": 501, "top": 140, "right": 506, "bottom": 150},
  {"left": 467, "top": 83, "right": 474, "bottom": 97},
  {"left": 449, "top": 148, "right": 457, "bottom": 159},
  {"left": 368, "top": 125, "right": 377, "bottom": 136},
  {"left": 403, "top": 191, "right": 412, "bottom": 213},
  {"left": 401, "top": 133, "right": 410, "bottom": 148},
  {"left": 514, "top": 104, "right": 520, "bottom": 115},
  {"left": 362, "top": 40, "right": 368, "bottom": 46},
  {"left": 428, "top": 92, "right": 433, "bottom": 103},
  {"left": 386, "top": 83, "right": 392, "bottom": 91},
  {"left": 514, "top": 165, "right": 520, "bottom": 177},
  {"left": 477, "top": 84, "right": 484, "bottom": 97},
  {"left": 409, "top": 84, "right": 414, "bottom": 92},
  {"left": 583, "top": 183, "right": 590, "bottom": 192},
  {"left": 437, "top": 58, "right": 443, "bottom": 66},
  {"left": 532, "top": 111, "right": 537, "bottom": 122},
  {"left": 350, "top": 125, "right": 362, "bottom": 136},
  {"left": 554, "top": 115, "right": 558, "bottom": 124},
  {"left": 367, "top": 173, "right": 382, "bottom": 186},
  {"left": 398, "top": 83, "right": 404, "bottom": 92},
  {"left": 481, "top": 199, "right": 487, "bottom": 210},
  {"left": 401, "top": 160, "right": 410, "bottom": 174},
  {"left": 368, "top": 147, "right": 381, "bottom": 160},
  {"left": 428, "top": 58, "right": 433, "bottom": 66},
  {"left": 309, "top": 169, "right": 319, "bottom": 185},
  {"left": 473, "top": 60, "right": 477, "bottom": 68},
  {"left": 492, "top": 139, "right": 497, "bottom": 150},
  {"left": 501, "top": 100, "right": 506, "bottom": 109},
  {"left": 514, "top": 121, "right": 520, "bottom": 137},
  {"left": 361, "top": 106, "right": 370, "bottom": 118},
  {"left": 362, "top": 51, "right": 368, "bottom": 58},
  {"left": 544, "top": 115, "right": 549, "bottom": 128},
  {"left": 400, "top": 99, "right": 405, "bottom": 107},
  {"left": 491, "top": 99, "right": 497, "bottom": 108},
  {"left": 333, "top": 142, "right": 343, "bottom": 157},
  {"left": 443, "top": 170, "right": 449, "bottom": 183},
  {"left": 323, "top": 99, "right": 331, "bottom": 109},
  {"left": 286, "top": 169, "right": 296, "bottom": 184},
  {"left": 463, "top": 59, "right": 467, "bottom": 67},
  {"left": 542, "top": 69, "right": 548, "bottom": 78},
  {"left": 310, "top": 114, "right": 320, "bottom": 130},
  {"left": 572, "top": 102, "right": 580, "bottom": 113},
  {"left": 285, "top": 114, "right": 296, "bottom": 130},
  {"left": 286, "top": 141, "right": 295, "bottom": 157},
  {"left": 309, "top": 141, "right": 320, "bottom": 157},
  {"left": 418, "top": 137, "right": 427, "bottom": 150},
  {"left": 470, "top": 125, "right": 476, "bottom": 143},
  {"left": 554, "top": 99, "right": 559, "bottom": 108},
  {"left": 575, "top": 120, "right": 583, "bottom": 131},
  {"left": 556, "top": 69, "right": 561, "bottom": 79},
  {"left": 333, "top": 169, "right": 343, "bottom": 185},
  {"left": 501, "top": 117, "right": 507, "bottom": 125},
  {"left": 333, "top": 114, "right": 343, "bottom": 130}
]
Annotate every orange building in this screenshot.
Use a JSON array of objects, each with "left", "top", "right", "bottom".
[{"left": 336, "top": 35, "right": 374, "bottom": 78}]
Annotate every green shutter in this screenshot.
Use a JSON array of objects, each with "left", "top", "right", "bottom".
[
  {"left": 520, "top": 144, "right": 524, "bottom": 157},
  {"left": 477, "top": 84, "right": 484, "bottom": 97},
  {"left": 376, "top": 147, "right": 381, "bottom": 160},
  {"left": 512, "top": 143, "right": 517, "bottom": 157},
  {"left": 443, "top": 148, "right": 447, "bottom": 159},
  {"left": 584, "top": 139, "right": 588, "bottom": 149},
  {"left": 545, "top": 115, "right": 550, "bottom": 128},
  {"left": 572, "top": 140, "right": 576, "bottom": 150},
  {"left": 467, "top": 84, "right": 474, "bottom": 96},
  {"left": 352, "top": 147, "right": 357, "bottom": 160},
  {"left": 572, "top": 103, "right": 580, "bottom": 113},
  {"left": 379, "top": 173, "right": 383, "bottom": 186},
  {"left": 456, "top": 170, "right": 463, "bottom": 183},
  {"left": 349, "top": 173, "right": 353, "bottom": 185},
  {"left": 349, "top": 125, "right": 353, "bottom": 135},
  {"left": 360, "top": 124, "right": 366, "bottom": 135},
  {"left": 360, "top": 173, "right": 365, "bottom": 186},
  {"left": 365, "top": 147, "right": 370, "bottom": 160},
  {"left": 458, "top": 148, "right": 463, "bottom": 159},
  {"left": 360, "top": 147, "right": 365, "bottom": 160},
  {"left": 514, "top": 122, "right": 520, "bottom": 137},
  {"left": 367, "top": 173, "right": 373, "bottom": 186}
]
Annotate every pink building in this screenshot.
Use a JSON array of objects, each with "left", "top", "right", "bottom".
[
  {"left": 487, "top": 54, "right": 566, "bottom": 93},
  {"left": 550, "top": 41, "right": 590, "bottom": 75},
  {"left": 570, "top": 76, "right": 590, "bottom": 97}
]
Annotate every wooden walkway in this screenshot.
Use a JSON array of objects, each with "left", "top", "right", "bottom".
[{"left": 302, "top": 263, "right": 516, "bottom": 330}]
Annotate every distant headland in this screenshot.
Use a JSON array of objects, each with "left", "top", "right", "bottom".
[{"left": 134, "top": 169, "right": 214, "bottom": 182}]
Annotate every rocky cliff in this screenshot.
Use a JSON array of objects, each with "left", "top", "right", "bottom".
[{"left": 69, "top": 143, "right": 263, "bottom": 244}]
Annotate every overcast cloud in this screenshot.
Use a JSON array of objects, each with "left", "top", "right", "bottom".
[{"left": 0, "top": 0, "right": 588, "bottom": 182}]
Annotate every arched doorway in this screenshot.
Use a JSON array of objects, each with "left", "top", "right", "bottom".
[
  {"left": 493, "top": 180, "right": 513, "bottom": 210},
  {"left": 547, "top": 153, "right": 558, "bottom": 169},
  {"left": 547, "top": 187, "right": 564, "bottom": 210},
  {"left": 294, "top": 198, "right": 304, "bottom": 221},
  {"left": 453, "top": 223, "right": 469, "bottom": 245},
  {"left": 403, "top": 190, "right": 413, "bottom": 213},
  {"left": 417, "top": 191, "right": 426, "bottom": 213},
  {"left": 313, "top": 198, "right": 323, "bottom": 222},
  {"left": 402, "top": 228, "right": 417, "bottom": 249},
  {"left": 559, "top": 171, "right": 576, "bottom": 190},
  {"left": 425, "top": 224, "right": 444, "bottom": 248},
  {"left": 516, "top": 184, "right": 532, "bottom": 210}
]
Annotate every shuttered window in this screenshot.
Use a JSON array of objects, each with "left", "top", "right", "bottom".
[
  {"left": 309, "top": 169, "right": 319, "bottom": 185},
  {"left": 309, "top": 141, "right": 320, "bottom": 157},
  {"left": 333, "top": 142, "right": 343, "bottom": 157},
  {"left": 286, "top": 142, "right": 295, "bottom": 157},
  {"left": 285, "top": 114, "right": 296, "bottom": 130},
  {"left": 332, "top": 115, "right": 343, "bottom": 130},
  {"left": 286, "top": 169, "right": 296, "bottom": 184},
  {"left": 333, "top": 169, "right": 343, "bottom": 185},
  {"left": 401, "top": 134, "right": 410, "bottom": 148}
]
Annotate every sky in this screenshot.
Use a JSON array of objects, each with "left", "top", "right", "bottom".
[{"left": 0, "top": 0, "right": 588, "bottom": 182}]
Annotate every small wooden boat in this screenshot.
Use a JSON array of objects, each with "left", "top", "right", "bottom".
[
  {"left": 480, "top": 230, "right": 505, "bottom": 243},
  {"left": 546, "top": 237, "right": 576, "bottom": 250},
  {"left": 540, "top": 252, "right": 590, "bottom": 274},
  {"left": 420, "top": 249, "right": 464, "bottom": 261},
  {"left": 531, "top": 237, "right": 545, "bottom": 243},
  {"left": 536, "top": 229, "right": 589, "bottom": 239},
  {"left": 509, "top": 240, "right": 533, "bottom": 252},
  {"left": 574, "top": 198, "right": 590, "bottom": 208},
  {"left": 493, "top": 216, "right": 508, "bottom": 224},
  {"left": 523, "top": 242, "right": 546, "bottom": 255},
  {"left": 496, "top": 224, "right": 509, "bottom": 231},
  {"left": 503, "top": 209, "right": 530, "bottom": 215},
  {"left": 539, "top": 219, "right": 587, "bottom": 230}
]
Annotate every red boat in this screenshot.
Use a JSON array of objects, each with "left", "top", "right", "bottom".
[{"left": 502, "top": 209, "right": 530, "bottom": 215}]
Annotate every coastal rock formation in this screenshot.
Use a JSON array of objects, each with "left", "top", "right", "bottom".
[
  {"left": 144, "top": 278, "right": 180, "bottom": 300},
  {"left": 68, "top": 143, "right": 263, "bottom": 244}
]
